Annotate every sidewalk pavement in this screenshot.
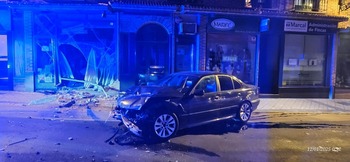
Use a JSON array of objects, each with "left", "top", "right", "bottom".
[
  {"left": 257, "top": 98, "right": 350, "bottom": 113},
  {"left": 1, "top": 91, "right": 350, "bottom": 113}
]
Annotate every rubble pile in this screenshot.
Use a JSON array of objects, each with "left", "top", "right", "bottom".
[{"left": 55, "top": 86, "right": 121, "bottom": 109}]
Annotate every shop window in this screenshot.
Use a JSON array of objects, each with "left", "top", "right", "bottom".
[
  {"left": 282, "top": 34, "right": 326, "bottom": 87},
  {"left": 207, "top": 33, "right": 256, "bottom": 84},
  {"left": 336, "top": 34, "right": 350, "bottom": 88},
  {"left": 35, "top": 38, "right": 56, "bottom": 90}
]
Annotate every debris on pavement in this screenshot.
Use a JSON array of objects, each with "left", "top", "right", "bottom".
[
  {"left": 54, "top": 86, "right": 121, "bottom": 109},
  {"left": 22, "top": 85, "right": 124, "bottom": 121},
  {"left": 1, "top": 137, "right": 37, "bottom": 151},
  {"left": 25, "top": 84, "right": 123, "bottom": 110}
]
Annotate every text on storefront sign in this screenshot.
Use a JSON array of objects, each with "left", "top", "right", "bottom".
[{"left": 211, "top": 18, "right": 235, "bottom": 30}]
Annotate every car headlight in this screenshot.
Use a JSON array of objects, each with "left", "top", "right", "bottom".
[
  {"left": 129, "top": 96, "right": 150, "bottom": 110},
  {"left": 130, "top": 103, "right": 143, "bottom": 110}
]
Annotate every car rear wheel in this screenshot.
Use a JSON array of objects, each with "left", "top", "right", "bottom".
[
  {"left": 236, "top": 102, "right": 252, "bottom": 122},
  {"left": 145, "top": 111, "right": 179, "bottom": 142}
]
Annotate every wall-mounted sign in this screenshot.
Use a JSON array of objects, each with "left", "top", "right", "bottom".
[
  {"left": 207, "top": 16, "right": 260, "bottom": 33},
  {"left": 260, "top": 18, "right": 270, "bottom": 32},
  {"left": 284, "top": 20, "right": 338, "bottom": 33},
  {"left": 211, "top": 18, "right": 235, "bottom": 31},
  {"left": 284, "top": 20, "right": 308, "bottom": 32},
  {"left": 307, "top": 21, "right": 338, "bottom": 33}
]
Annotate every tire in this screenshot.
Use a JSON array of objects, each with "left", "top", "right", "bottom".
[
  {"left": 144, "top": 111, "right": 179, "bottom": 142},
  {"left": 236, "top": 102, "right": 252, "bottom": 122}
]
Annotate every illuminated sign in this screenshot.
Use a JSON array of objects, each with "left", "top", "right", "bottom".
[
  {"left": 211, "top": 18, "right": 235, "bottom": 31},
  {"left": 260, "top": 18, "right": 270, "bottom": 32}
]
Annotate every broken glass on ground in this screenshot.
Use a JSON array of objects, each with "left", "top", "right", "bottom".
[{"left": 28, "top": 95, "right": 58, "bottom": 105}]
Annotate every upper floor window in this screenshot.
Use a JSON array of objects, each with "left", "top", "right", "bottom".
[
  {"left": 294, "top": 0, "right": 327, "bottom": 13},
  {"left": 245, "top": 0, "right": 281, "bottom": 10}
]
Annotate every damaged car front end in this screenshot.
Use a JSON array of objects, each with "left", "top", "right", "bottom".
[
  {"left": 116, "top": 95, "right": 152, "bottom": 137},
  {"left": 115, "top": 85, "right": 185, "bottom": 140}
]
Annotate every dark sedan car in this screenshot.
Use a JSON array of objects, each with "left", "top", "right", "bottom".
[{"left": 115, "top": 71, "right": 260, "bottom": 141}]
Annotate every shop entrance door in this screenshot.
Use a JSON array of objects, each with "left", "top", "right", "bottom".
[
  {"left": 135, "top": 23, "right": 169, "bottom": 83},
  {"left": 0, "top": 35, "right": 11, "bottom": 90}
]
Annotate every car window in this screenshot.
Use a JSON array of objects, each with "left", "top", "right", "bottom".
[
  {"left": 167, "top": 75, "right": 186, "bottom": 87},
  {"left": 233, "top": 79, "right": 242, "bottom": 89},
  {"left": 218, "top": 76, "right": 234, "bottom": 91},
  {"left": 195, "top": 76, "right": 217, "bottom": 93},
  {"left": 157, "top": 74, "right": 199, "bottom": 93}
]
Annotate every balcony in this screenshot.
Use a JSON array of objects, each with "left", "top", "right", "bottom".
[{"left": 293, "top": 0, "right": 327, "bottom": 13}]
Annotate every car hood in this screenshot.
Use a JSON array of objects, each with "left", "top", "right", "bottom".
[
  {"left": 117, "top": 86, "right": 184, "bottom": 110},
  {"left": 127, "top": 85, "right": 184, "bottom": 97}
]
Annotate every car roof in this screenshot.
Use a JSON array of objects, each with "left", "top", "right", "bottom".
[
  {"left": 173, "top": 71, "right": 225, "bottom": 77},
  {"left": 172, "top": 71, "right": 244, "bottom": 83}
]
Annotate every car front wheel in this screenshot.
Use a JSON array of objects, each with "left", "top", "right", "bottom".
[
  {"left": 236, "top": 102, "right": 252, "bottom": 122},
  {"left": 145, "top": 111, "right": 179, "bottom": 142}
]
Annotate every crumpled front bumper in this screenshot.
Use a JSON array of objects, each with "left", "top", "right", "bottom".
[
  {"left": 121, "top": 115, "right": 143, "bottom": 137},
  {"left": 114, "top": 106, "right": 149, "bottom": 137}
]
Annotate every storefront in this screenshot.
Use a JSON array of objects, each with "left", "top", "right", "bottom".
[
  {"left": 7, "top": 5, "right": 119, "bottom": 91},
  {"left": 260, "top": 18, "right": 339, "bottom": 98},
  {"left": 206, "top": 16, "right": 260, "bottom": 85}
]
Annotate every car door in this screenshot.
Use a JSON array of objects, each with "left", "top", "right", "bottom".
[
  {"left": 182, "top": 75, "right": 221, "bottom": 127},
  {"left": 217, "top": 75, "right": 243, "bottom": 118}
]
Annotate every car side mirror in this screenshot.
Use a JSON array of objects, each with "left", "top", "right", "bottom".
[{"left": 193, "top": 89, "right": 205, "bottom": 96}]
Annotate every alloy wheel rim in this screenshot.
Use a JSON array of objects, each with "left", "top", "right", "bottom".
[
  {"left": 154, "top": 114, "right": 176, "bottom": 138},
  {"left": 240, "top": 103, "right": 251, "bottom": 122}
]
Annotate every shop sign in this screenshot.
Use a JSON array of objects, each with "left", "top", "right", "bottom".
[
  {"left": 307, "top": 21, "right": 337, "bottom": 33},
  {"left": 284, "top": 20, "right": 338, "bottom": 33},
  {"left": 211, "top": 18, "right": 235, "bottom": 31},
  {"left": 284, "top": 20, "right": 308, "bottom": 32}
]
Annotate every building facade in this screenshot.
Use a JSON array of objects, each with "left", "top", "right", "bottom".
[{"left": 0, "top": 0, "right": 349, "bottom": 98}]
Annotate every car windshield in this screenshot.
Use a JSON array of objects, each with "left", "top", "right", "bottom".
[{"left": 155, "top": 74, "right": 200, "bottom": 93}]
